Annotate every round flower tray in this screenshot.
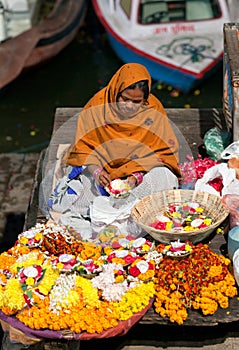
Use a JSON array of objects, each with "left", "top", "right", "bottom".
[
  {"left": 131, "top": 189, "right": 229, "bottom": 244},
  {"left": 0, "top": 299, "right": 153, "bottom": 342}
]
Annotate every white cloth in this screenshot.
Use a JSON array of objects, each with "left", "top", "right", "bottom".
[{"left": 90, "top": 196, "right": 139, "bottom": 232}]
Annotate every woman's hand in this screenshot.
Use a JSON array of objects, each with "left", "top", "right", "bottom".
[
  {"left": 126, "top": 175, "right": 138, "bottom": 189},
  {"left": 95, "top": 169, "right": 111, "bottom": 187}
]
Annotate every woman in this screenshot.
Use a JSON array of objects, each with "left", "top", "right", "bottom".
[{"left": 48, "top": 63, "right": 181, "bottom": 228}]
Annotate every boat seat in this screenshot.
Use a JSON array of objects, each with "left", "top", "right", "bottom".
[{"left": 186, "top": 0, "right": 213, "bottom": 20}]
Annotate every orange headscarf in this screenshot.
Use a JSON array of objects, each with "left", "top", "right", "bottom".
[{"left": 66, "top": 63, "right": 181, "bottom": 179}]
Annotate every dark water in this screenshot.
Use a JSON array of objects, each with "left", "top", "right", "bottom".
[{"left": 0, "top": 3, "right": 223, "bottom": 154}]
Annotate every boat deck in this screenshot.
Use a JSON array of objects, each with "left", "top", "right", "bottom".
[{"left": 24, "top": 106, "right": 239, "bottom": 328}]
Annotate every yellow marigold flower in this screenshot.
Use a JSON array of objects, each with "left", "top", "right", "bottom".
[
  {"left": 56, "top": 262, "right": 64, "bottom": 269},
  {"left": 195, "top": 207, "right": 203, "bottom": 213},
  {"left": 2, "top": 278, "right": 25, "bottom": 312},
  {"left": 172, "top": 212, "right": 181, "bottom": 218},
  {"left": 35, "top": 232, "right": 43, "bottom": 241},
  {"left": 112, "top": 282, "right": 154, "bottom": 321},
  {"left": 19, "top": 236, "right": 28, "bottom": 245},
  {"left": 185, "top": 245, "right": 192, "bottom": 252},
  {"left": 166, "top": 222, "right": 173, "bottom": 230},
  {"left": 170, "top": 283, "right": 177, "bottom": 290},
  {"left": 204, "top": 218, "right": 212, "bottom": 226},
  {"left": 216, "top": 227, "right": 223, "bottom": 234},
  {"left": 76, "top": 276, "right": 100, "bottom": 307},
  {"left": 104, "top": 246, "right": 113, "bottom": 256},
  {"left": 115, "top": 275, "right": 124, "bottom": 283},
  {"left": 25, "top": 277, "right": 35, "bottom": 286},
  {"left": 37, "top": 265, "right": 59, "bottom": 295},
  {"left": 208, "top": 265, "right": 222, "bottom": 277},
  {"left": 141, "top": 244, "right": 150, "bottom": 251}
]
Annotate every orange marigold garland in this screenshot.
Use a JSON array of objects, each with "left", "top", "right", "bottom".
[
  {"left": 154, "top": 243, "right": 237, "bottom": 324},
  {"left": 1, "top": 222, "right": 238, "bottom": 333},
  {"left": 0, "top": 223, "right": 154, "bottom": 335}
]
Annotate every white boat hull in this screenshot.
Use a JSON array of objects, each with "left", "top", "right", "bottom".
[{"left": 93, "top": 0, "right": 233, "bottom": 92}]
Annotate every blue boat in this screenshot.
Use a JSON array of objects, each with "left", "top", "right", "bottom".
[{"left": 92, "top": 0, "right": 239, "bottom": 92}]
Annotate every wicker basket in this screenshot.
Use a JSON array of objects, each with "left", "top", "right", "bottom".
[{"left": 131, "top": 190, "right": 229, "bottom": 244}]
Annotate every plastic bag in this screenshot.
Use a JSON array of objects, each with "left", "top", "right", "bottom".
[
  {"left": 203, "top": 127, "right": 231, "bottom": 161},
  {"left": 194, "top": 163, "right": 239, "bottom": 197},
  {"left": 221, "top": 141, "right": 239, "bottom": 159},
  {"left": 222, "top": 194, "right": 239, "bottom": 229}
]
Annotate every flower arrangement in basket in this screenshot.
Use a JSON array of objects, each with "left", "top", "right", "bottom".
[{"left": 131, "top": 189, "right": 229, "bottom": 244}]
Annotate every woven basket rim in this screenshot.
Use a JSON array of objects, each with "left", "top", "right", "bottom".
[{"left": 131, "top": 189, "right": 229, "bottom": 236}]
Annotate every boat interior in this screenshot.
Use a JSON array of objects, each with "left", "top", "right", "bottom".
[{"left": 138, "top": 0, "right": 221, "bottom": 24}]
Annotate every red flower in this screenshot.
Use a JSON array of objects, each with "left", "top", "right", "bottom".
[
  {"left": 124, "top": 255, "right": 136, "bottom": 265},
  {"left": 170, "top": 244, "right": 186, "bottom": 252},
  {"left": 111, "top": 241, "right": 121, "bottom": 249},
  {"left": 148, "top": 261, "right": 154, "bottom": 270},
  {"left": 208, "top": 177, "right": 223, "bottom": 194},
  {"left": 128, "top": 266, "right": 140, "bottom": 277},
  {"left": 23, "top": 293, "right": 33, "bottom": 307},
  {"left": 150, "top": 221, "right": 166, "bottom": 230},
  {"left": 107, "top": 253, "right": 116, "bottom": 263}
]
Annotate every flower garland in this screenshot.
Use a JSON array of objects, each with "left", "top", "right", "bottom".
[
  {"left": 0, "top": 222, "right": 238, "bottom": 333},
  {"left": 0, "top": 223, "right": 154, "bottom": 335},
  {"left": 154, "top": 243, "right": 237, "bottom": 325}
]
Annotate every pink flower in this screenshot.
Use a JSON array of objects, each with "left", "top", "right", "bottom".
[
  {"left": 111, "top": 241, "right": 121, "bottom": 249},
  {"left": 179, "top": 156, "right": 220, "bottom": 185}
]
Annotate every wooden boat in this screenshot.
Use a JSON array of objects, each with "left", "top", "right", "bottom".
[
  {"left": 92, "top": 0, "right": 239, "bottom": 93},
  {"left": 0, "top": 0, "right": 87, "bottom": 90}
]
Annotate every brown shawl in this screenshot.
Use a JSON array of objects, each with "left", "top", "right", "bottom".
[{"left": 66, "top": 63, "right": 181, "bottom": 179}]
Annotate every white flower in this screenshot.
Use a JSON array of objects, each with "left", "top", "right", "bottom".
[
  {"left": 136, "top": 261, "right": 149, "bottom": 274},
  {"left": 171, "top": 240, "right": 185, "bottom": 249},
  {"left": 188, "top": 202, "right": 200, "bottom": 209},
  {"left": 23, "top": 266, "right": 38, "bottom": 278},
  {"left": 59, "top": 254, "right": 73, "bottom": 263},
  {"left": 145, "top": 250, "right": 163, "bottom": 268},
  {"left": 23, "top": 230, "right": 36, "bottom": 239},
  {"left": 118, "top": 238, "right": 130, "bottom": 248},
  {"left": 156, "top": 215, "right": 171, "bottom": 222},
  {"left": 131, "top": 237, "right": 146, "bottom": 248},
  {"left": 101, "top": 281, "right": 128, "bottom": 302},
  {"left": 191, "top": 218, "right": 204, "bottom": 227},
  {"left": 115, "top": 250, "right": 129, "bottom": 258},
  {"left": 49, "top": 273, "right": 77, "bottom": 313},
  {"left": 110, "top": 179, "right": 129, "bottom": 191},
  {"left": 91, "top": 263, "right": 131, "bottom": 302}
]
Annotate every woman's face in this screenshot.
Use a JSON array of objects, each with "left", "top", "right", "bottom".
[{"left": 117, "top": 88, "right": 144, "bottom": 117}]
